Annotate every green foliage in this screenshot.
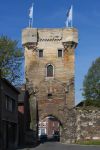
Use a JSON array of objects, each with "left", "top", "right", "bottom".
[
  {"left": 83, "top": 57, "right": 100, "bottom": 103},
  {"left": 0, "top": 35, "right": 23, "bottom": 85},
  {"left": 76, "top": 140, "right": 100, "bottom": 145},
  {"left": 84, "top": 99, "right": 100, "bottom": 107}
]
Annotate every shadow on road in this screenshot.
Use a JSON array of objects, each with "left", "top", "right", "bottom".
[
  {"left": 17, "top": 136, "right": 60, "bottom": 149},
  {"left": 17, "top": 142, "right": 40, "bottom": 149}
]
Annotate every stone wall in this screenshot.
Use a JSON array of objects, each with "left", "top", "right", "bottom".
[
  {"left": 60, "top": 107, "right": 100, "bottom": 144},
  {"left": 76, "top": 107, "right": 100, "bottom": 141},
  {"left": 60, "top": 107, "right": 76, "bottom": 143}
]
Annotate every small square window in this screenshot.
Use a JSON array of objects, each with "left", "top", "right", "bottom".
[
  {"left": 48, "top": 93, "right": 52, "bottom": 99},
  {"left": 58, "top": 49, "right": 62, "bottom": 57},
  {"left": 39, "top": 49, "right": 43, "bottom": 57}
]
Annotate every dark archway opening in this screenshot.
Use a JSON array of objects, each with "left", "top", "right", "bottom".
[{"left": 38, "top": 115, "right": 62, "bottom": 143}]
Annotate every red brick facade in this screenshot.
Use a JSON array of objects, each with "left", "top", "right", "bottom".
[{"left": 39, "top": 116, "right": 60, "bottom": 138}]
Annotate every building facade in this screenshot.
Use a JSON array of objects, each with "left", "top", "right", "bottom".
[
  {"left": 18, "top": 85, "right": 25, "bottom": 146},
  {"left": 0, "top": 78, "right": 19, "bottom": 150},
  {"left": 22, "top": 27, "right": 78, "bottom": 142},
  {"left": 39, "top": 116, "right": 60, "bottom": 139}
]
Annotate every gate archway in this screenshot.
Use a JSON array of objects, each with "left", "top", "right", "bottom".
[{"left": 38, "top": 114, "right": 63, "bottom": 141}]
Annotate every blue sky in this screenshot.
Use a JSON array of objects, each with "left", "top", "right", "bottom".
[{"left": 0, "top": 0, "right": 100, "bottom": 104}]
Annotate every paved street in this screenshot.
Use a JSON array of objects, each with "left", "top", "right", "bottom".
[{"left": 18, "top": 142, "right": 100, "bottom": 150}]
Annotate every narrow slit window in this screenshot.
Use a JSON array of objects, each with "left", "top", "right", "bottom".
[
  {"left": 39, "top": 49, "right": 43, "bottom": 57},
  {"left": 58, "top": 49, "right": 62, "bottom": 57}
]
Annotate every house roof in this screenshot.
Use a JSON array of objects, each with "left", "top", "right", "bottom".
[{"left": 1, "top": 78, "right": 20, "bottom": 94}]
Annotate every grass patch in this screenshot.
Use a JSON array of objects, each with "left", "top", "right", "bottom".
[{"left": 76, "top": 140, "right": 100, "bottom": 145}]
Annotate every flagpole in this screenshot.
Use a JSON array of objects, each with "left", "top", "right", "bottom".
[
  {"left": 66, "top": 20, "right": 68, "bottom": 28},
  {"left": 29, "top": 19, "right": 31, "bottom": 28},
  {"left": 72, "top": 5, "right": 73, "bottom": 27},
  {"left": 71, "top": 0, "right": 74, "bottom": 27},
  {"left": 29, "top": 3, "right": 34, "bottom": 28},
  {"left": 31, "top": 3, "right": 34, "bottom": 28},
  {"left": 71, "top": 5, "right": 73, "bottom": 28}
]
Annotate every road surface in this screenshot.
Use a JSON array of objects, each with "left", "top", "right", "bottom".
[{"left": 18, "top": 142, "right": 100, "bottom": 150}]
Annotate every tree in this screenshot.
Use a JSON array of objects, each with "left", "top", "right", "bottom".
[
  {"left": 83, "top": 57, "right": 100, "bottom": 103},
  {"left": 0, "top": 35, "right": 23, "bottom": 85}
]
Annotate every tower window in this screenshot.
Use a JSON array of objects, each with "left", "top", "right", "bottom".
[
  {"left": 58, "top": 49, "right": 62, "bottom": 57},
  {"left": 47, "top": 64, "right": 53, "bottom": 77},
  {"left": 48, "top": 93, "right": 52, "bottom": 99},
  {"left": 39, "top": 49, "right": 43, "bottom": 57}
]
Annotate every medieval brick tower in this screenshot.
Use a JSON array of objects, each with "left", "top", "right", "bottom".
[{"left": 22, "top": 27, "right": 78, "bottom": 142}]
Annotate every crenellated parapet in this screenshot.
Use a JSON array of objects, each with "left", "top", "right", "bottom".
[{"left": 22, "top": 28, "right": 78, "bottom": 51}]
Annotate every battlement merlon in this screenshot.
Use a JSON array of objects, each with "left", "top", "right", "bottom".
[{"left": 22, "top": 27, "right": 78, "bottom": 49}]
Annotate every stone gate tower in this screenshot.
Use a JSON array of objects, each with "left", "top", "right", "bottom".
[{"left": 22, "top": 28, "right": 78, "bottom": 142}]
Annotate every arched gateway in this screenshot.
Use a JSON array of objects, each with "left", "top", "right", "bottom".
[{"left": 22, "top": 28, "right": 78, "bottom": 143}]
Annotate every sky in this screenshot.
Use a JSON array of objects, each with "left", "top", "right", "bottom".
[{"left": 0, "top": 0, "right": 100, "bottom": 104}]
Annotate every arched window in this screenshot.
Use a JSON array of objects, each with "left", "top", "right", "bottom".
[{"left": 47, "top": 64, "right": 53, "bottom": 77}]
